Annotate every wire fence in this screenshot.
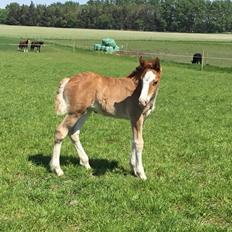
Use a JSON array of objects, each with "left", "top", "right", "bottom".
[
  {"left": 1, "top": 40, "right": 232, "bottom": 69},
  {"left": 116, "top": 50, "right": 232, "bottom": 70}
]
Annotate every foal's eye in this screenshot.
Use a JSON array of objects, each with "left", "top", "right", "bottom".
[{"left": 153, "top": 80, "right": 158, "bottom": 86}]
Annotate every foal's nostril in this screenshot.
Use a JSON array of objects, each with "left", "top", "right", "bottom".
[{"left": 139, "top": 99, "right": 147, "bottom": 107}]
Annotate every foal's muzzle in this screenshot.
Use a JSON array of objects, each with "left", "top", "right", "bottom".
[{"left": 139, "top": 98, "right": 148, "bottom": 107}]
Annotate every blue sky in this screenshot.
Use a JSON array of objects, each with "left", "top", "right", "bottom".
[{"left": 0, "top": 0, "right": 87, "bottom": 8}]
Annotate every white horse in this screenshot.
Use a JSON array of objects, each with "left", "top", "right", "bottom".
[{"left": 50, "top": 56, "right": 162, "bottom": 180}]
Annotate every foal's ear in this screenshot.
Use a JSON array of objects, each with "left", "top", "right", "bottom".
[
  {"left": 152, "top": 57, "right": 161, "bottom": 72},
  {"left": 139, "top": 56, "right": 145, "bottom": 66}
]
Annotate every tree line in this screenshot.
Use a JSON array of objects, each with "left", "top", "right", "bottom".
[{"left": 0, "top": 0, "right": 231, "bottom": 33}]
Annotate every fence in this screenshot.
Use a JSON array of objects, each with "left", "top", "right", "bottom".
[
  {"left": 116, "top": 50, "right": 232, "bottom": 70},
  {"left": 1, "top": 39, "right": 232, "bottom": 69}
]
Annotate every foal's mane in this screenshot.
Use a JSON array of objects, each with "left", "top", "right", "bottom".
[
  {"left": 127, "top": 63, "right": 153, "bottom": 79},
  {"left": 127, "top": 65, "right": 142, "bottom": 78},
  {"left": 127, "top": 57, "right": 161, "bottom": 80}
]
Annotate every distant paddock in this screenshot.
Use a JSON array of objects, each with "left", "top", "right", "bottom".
[{"left": 0, "top": 24, "right": 231, "bottom": 67}]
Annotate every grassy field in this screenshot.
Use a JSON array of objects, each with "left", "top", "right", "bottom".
[
  {"left": 0, "top": 30, "right": 232, "bottom": 231},
  {"left": 1, "top": 24, "right": 232, "bottom": 41},
  {"left": 0, "top": 25, "right": 232, "bottom": 67}
]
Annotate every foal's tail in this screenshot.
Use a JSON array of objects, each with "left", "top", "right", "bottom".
[{"left": 55, "top": 78, "right": 70, "bottom": 115}]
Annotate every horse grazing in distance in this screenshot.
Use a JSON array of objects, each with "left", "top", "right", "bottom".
[
  {"left": 192, "top": 53, "right": 202, "bottom": 64},
  {"left": 50, "top": 56, "right": 162, "bottom": 180},
  {"left": 18, "top": 39, "right": 30, "bottom": 52},
  {"left": 31, "top": 41, "right": 44, "bottom": 52}
]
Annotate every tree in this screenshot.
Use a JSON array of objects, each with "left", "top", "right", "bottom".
[
  {"left": 5, "top": 3, "right": 21, "bottom": 25},
  {"left": 0, "top": 9, "right": 7, "bottom": 24},
  {"left": 2, "top": 0, "right": 232, "bottom": 33}
]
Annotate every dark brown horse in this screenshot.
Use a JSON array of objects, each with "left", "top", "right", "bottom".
[
  {"left": 50, "top": 57, "right": 162, "bottom": 180},
  {"left": 31, "top": 41, "right": 44, "bottom": 52},
  {"left": 18, "top": 39, "right": 30, "bottom": 52}
]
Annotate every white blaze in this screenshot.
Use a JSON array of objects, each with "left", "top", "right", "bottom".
[{"left": 139, "top": 71, "right": 156, "bottom": 105}]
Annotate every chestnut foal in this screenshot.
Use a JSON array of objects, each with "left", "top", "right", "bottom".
[{"left": 50, "top": 57, "right": 162, "bottom": 180}]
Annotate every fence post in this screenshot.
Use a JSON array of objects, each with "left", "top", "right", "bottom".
[
  {"left": 73, "top": 40, "right": 76, "bottom": 53},
  {"left": 205, "top": 51, "right": 208, "bottom": 66},
  {"left": 201, "top": 50, "right": 205, "bottom": 71}
]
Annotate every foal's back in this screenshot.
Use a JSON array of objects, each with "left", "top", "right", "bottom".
[{"left": 63, "top": 72, "right": 138, "bottom": 117}]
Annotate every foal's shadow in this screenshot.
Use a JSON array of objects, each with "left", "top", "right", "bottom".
[{"left": 28, "top": 153, "right": 127, "bottom": 176}]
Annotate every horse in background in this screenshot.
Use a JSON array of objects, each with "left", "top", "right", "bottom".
[
  {"left": 18, "top": 39, "right": 30, "bottom": 52},
  {"left": 50, "top": 56, "right": 162, "bottom": 180},
  {"left": 192, "top": 53, "right": 202, "bottom": 64},
  {"left": 31, "top": 41, "right": 44, "bottom": 52}
]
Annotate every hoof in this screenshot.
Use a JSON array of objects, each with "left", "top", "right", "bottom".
[
  {"left": 133, "top": 168, "right": 147, "bottom": 180},
  {"left": 138, "top": 173, "right": 147, "bottom": 180},
  {"left": 80, "top": 161, "right": 91, "bottom": 170},
  {"left": 50, "top": 162, "right": 64, "bottom": 176},
  {"left": 85, "top": 164, "right": 91, "bottom": 170},
  {"left": 55, "top": 168, "right": 64, "bottom": 176}
]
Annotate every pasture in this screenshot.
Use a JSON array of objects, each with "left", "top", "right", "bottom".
[
  {"left": 0, "top": 27, "right": 232, "bottom": 231},
  {"left": 0, "top": 25, "right": 232, "bottom": 67}
]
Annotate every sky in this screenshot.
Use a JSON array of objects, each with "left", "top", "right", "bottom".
[{"left": 0, "top": 0, "right": 88, "bottom": 8}]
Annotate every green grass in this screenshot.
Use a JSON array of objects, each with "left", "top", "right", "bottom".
[
  {"left": 0, "top": 35, "right": 232, "bottom": 231},
  {"left": 0, "top": 24, "right": 232, "bottom": 67},
  {"left": 1, "top": 25, "right": 232, "bottom": 41}
]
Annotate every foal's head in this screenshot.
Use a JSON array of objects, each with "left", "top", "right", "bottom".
[{"left": 137, "top": 56, "right": 162, "bottom": 107}]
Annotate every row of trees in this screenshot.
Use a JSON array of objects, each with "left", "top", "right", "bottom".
[{"left": 0, "top": 0, "right": 231, "bottom": 33}]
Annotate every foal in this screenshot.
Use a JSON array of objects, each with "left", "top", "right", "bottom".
[{"left": 50, "top": 57, "right": 162, "bottom": 180}]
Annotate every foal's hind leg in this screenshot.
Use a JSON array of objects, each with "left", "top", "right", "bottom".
[
  {"left": 50, "top": 115, "right": 77, "bottom": 176},
  {"left": 69, "top": 111, "right": 91, "bottom": 169}
]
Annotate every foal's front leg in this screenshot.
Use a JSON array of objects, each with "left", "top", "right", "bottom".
[
  {"left": 130, "top": 141, "right": 136, "bottom": 175},
  {"left": 130, "top": 116, "right": 147, "bottom": 180}
]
